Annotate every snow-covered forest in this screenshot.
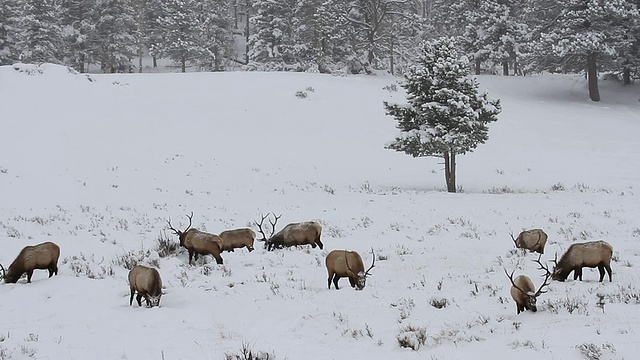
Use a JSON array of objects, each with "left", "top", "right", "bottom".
[{"left": 1, "top": 0, "right": 639, "bottom": 86}]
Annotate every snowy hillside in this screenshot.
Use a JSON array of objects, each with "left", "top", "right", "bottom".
[{"left": 0, "top": 64, "right": 639, "bottom": 360}]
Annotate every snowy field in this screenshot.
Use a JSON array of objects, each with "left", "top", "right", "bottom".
[{"left": 0, "top": 63, "right": 639, "bottom": 360}]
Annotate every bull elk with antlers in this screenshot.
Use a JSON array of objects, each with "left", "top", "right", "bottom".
[
  {"left": 255, "top": 213, "right": 323, "bottom": 251},
  {"left": 167, "top": 213, "right": 224, "bottom": 265},
  {"left": 510, "top": 229, "right": 548, "bottom": 254},
  {"left": 505, "top": 255, "right": 552, "bottom": 314},
  {"left": 2, "top": 241, "right": 60, "bottom": 283},
  {"left": 326, "top": 249, "right": 375, "bottom": 290},
  {"left": 552, "top": 240, "right": 613, "bottom": 282}
]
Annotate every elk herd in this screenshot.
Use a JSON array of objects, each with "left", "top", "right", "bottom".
[{"left": 0, "top": 219, "right": 614, "bottom": 316}]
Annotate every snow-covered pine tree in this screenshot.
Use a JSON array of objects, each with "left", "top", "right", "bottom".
[
  {"left": 247, "top": 0, "right": 298, "bottom": 70},
  {"left": 17, "top": 0, "right": 64, "bottom": 64},
  {"left": 529, "top": 0, "right": 638, "bottom": 101},
  {"left": 0, "top": 0, "right": 24, "bottom": 65},
  {"left": 193, "top": 0, "right": 235, "bottom": 71},
  {"left": 155, "top": 0, "right": 201, "bottom": 72},
  {"left": 384, "top": 37, "right": 501, "bottom": 193},
  {"left": 94, "top": 0, "right": 136, "bottom": 73},
  {"left": 60, "top": 0, "right": 98, "bottom": 73}
]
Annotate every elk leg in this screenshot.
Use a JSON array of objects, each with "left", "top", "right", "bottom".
[
  {"left": 130, "top": 290, "right": 135, "bottom": 306},
  {"left": 349, "top": 277, "right": 356, "bottom": 288},
  {"left": 247, "top": 245, "right": 254, "bottom": 252},
  {"left": 214, "top": 255, "right": 223, "bottom": 265},
  {"left": 188, "top": 251, "right": 194, "bottom": 265},
  {"left": 48, "top": 267, "right": 55, "bottom": 277},
  {"left": 136, "top": 293, "right": 143, "bottom": 307},
  {"left": 327, "top": 273, "right": 334, "bottom": 289},
  {"left": 577, "top": 268, "right": 583, "bottom": 281},
  {"left": 605, "top": 264, "right": 612, "bottom": 282},
  {"left": 316, "top": 240, "right": 324, "bottom": 250},
  {"left": 27, "top": 270, "right": 34, "bottom": 283},
  {"left": 311, "top": 243, "right": 317, "bottom": 248},
  {"left": 333, "top": 276, "right": 341, "bottom": 290},
  {"left": 598, "top": 266, "right": 606, "bottom": 282}
]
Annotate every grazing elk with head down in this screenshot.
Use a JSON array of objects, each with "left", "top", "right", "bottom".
[
  {"left": 128, "top": 265, "right": 163, "bottom": 308},
  {"left": 2, "top": 241, "right": 60, "bottom": 283},
  {"left": 167, "top": 213, "right": 224, "bottom": 265},
  {"left": 552, "top": 240, "right": 613, "bottom": 282},
  {"left": 511, "top": 229, "right": 548, "bottom": 254},
  {"left": 255, "top": 213, "right": 323, "bottom": 251},
  {"left": 219, "top": 228, "right": 256, "bottom": 252},
  {"left": 505, "top": 255, "right": 552, "bottom": 314},
  {"left": 326, "top": 249, "right": 375, "bottom": 290}
]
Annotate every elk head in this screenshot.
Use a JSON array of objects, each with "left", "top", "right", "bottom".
[
  {"left": 505, "top": 255, "right": 551, "bottom": 312},
  {"left": 347, "top": 249, "right": 375, "bottom": 290},
  {"left": 167, "top": 212, "right": 193, "bottom": 246},
  {"left": 254, "top": 212, "right": 281, "bottom": 249}
]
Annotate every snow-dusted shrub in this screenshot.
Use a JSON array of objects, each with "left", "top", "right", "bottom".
[
  {"left": 430, "top": 297, "right": 448, "bottom": 309},
  {"left": 63, "top": 253, "right": 114, "bottom": 279},
  {"left": 224, "top": 342, "right": 275, "bottom": 360},
  {"left": 396, "top": 325, "right": 427, "bottom": 351},
  {"left": 112, "top": 249, "right": 160, "bottom": 270},
  {"left": 576, "top": 342, "right": 616, "bottom": 360},
  {"left": 155, "top": 230, "right": 179, "bottom": 258}
]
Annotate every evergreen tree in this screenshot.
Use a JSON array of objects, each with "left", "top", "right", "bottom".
[
  {"left": 193, "top": 0, "right": 235, "bottom": 71},
  {"left": 17, "top": 0, "right": 64, "bottom": 64},
  {"left": 247, "top": 0, "right": 298, "bottom": 69},
  {"left": 529, "top": 0, "right": 638, "bottom": 101},
  {"left": 384, "top": 37, "right": 501, "bottom": 193},
  {"left": 94, "top": 0, "right": 136, "bottom": 73},
  {"left": 60, "top": 0, "right": 98, "bottom": 73},
  {"left": 0, "top": 0, "right": 24, "bottom": 64},
  {"left": 155, "top": 0, "right": 201, "bottom": 72}
]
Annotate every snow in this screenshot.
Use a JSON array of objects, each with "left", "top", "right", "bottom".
[{"left": 1, "top": 64, "right": 640, "bottom": 359}]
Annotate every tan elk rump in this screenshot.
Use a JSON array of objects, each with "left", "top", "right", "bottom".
[
  {"left": 326, "top": 249, "right": 375, "bottom": 290},
  {"left": 219, "top": 228, "right": 256, "bottom": 252},
  {"left": 255, "top": 213, "right": 323, "bottom": 251},
  {"left": 2, "top": 241, "right": 60, "bottom": 283},
  {"left": 128, "top": 265, "right": 162, "bottom": 308},
  {"left": 511, "top": 229, "right": 547, "bottom": 254},
  {"left": 167, "top": 213, "right": 224, "bottom": 265},
  {"left": 552, "top": 240, "right": 613, "bottom": 282}
]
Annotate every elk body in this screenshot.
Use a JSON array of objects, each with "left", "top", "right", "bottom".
[
  {"left": 552, "top": 240, "right": 613, "bottom": 282},
  {"left": 511, "top": 229, "right": 547, "bottom": 254},
  {"left": 255, "top": 213, "right": 323, "bottom": 251},
  {"left": 128, "top": 265, "right": 162, "bottom": 308},
  {"left": 219, "top": 228, "right": 256, "bottom": 252},
  {"left": 2, "top": 241, "right": 60, "bottom": 283},
  {"left": 505, "top": 256, "right": 551, "bottom": 314},
  {"left": 326, "top": 250, "right": 375, "bottom": 290},
  {"left": 167, "top": 213, "right": 224, "bottom": 265}
]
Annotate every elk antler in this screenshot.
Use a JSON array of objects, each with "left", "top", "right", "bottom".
[
  {"left": 0, "top": 263, "right": 5, "bottom": 279},
  {"left": 365, "top": 248, "right": 375, "bottom": 276},
  {"left": 510, "top": 232, "right": 517, "bottom": 245},
  {"left": 255, "top": 213, "right": 280, "bottom": 242},
  {"left": 167, "top": 212, "right": 193, "bottom": 235},
  {"left": 504, "top": 268, "right": 529, "bottom": 294},
  {"left": 533, "top": 254, "right": 552, "bottom": 296}
]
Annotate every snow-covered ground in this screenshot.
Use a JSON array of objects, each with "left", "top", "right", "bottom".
[{"left": 0, "top": 63, "right": 639, "bottom": 360}]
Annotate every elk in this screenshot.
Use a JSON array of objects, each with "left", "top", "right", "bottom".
[
  {"left": 219, "top": 228, "right": 256, "bottom": 252},
  {"left": 510, "top": 229, "right": 548, "bottom": 254},
  {"left": 326, "top": 249, "right": 375, "bottom": 290},
  {"left": 2, "top": 241, "right": 60, "bottom": 283},
  {"left": 167, "top": 213, "right": 224, "bottom": 265},
  {"left": 128, "top": 265, "right": 162, "bottom": 308},
  {"left": 551, "top": 240, "right": 613, "bottom": 282},
  {"left": 255, "top": 213, "right": 323, "bottom": 251},
  {"left": 505, "top": 255, "right": 552, "bottom": 314}
]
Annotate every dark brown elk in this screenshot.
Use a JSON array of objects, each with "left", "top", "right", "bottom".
[
  {"left": 505, "top": 255, "right": 551, "bottom": 314},
  {"left": 167, "top": 213, "right": 224, "bottom": 265},
  {"left": 2, "top": 242, "right": 60, "bottom": 283},
  {"left": 552, "top": 240, "right": 613, "bottom": 282},
  {"left": 128, "top": 265, "right": 162, "bottom": 308},
  {"left": 219, "top": 228, "right": 256, "bottom": 252},
  {"left": 255, "top": 213, "right": 323, "bottom": 251},
  {"left": 326, "top": 249, "right": 375, "bottom": 290},
  {"left": 510, "top": 229, "right": 547, "bottom": 254}
]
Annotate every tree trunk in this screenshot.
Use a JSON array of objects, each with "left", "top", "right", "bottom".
[
  {"left": 623, "top": 67, "right": 631, "bottom": 85},
  {"left": 245, "top": 0, "right": 250, "bottom": 64},
  {"left": 475, "top": 58, "right": 481, "bottom": 75},
  {"left": 181, "top": 57, "right": 186, "bottom": 73},
  {"left": 153, "top": 56, "right": 157, "bottom": 68},
  {"left": 587, "top": 52, "right": 600, "bottom": 102},
  {"left": 502, "top": 61, "right": 509, "bottom": 76},
  {"left": 389, "top": 38, "right": 394, "bottom": 75},
  {"left": 443, "top": 151, "right": 456, "bottom": 193}
]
